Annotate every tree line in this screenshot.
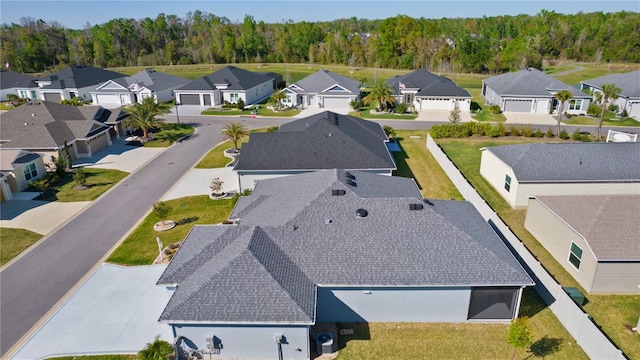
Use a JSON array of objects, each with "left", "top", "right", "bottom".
[{"left": 1, "top": 10, "right": 638, "bottom": 74}]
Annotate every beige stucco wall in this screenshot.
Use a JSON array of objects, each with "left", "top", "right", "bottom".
[
  {"left": 479, "top": 150, "right": 519, "bottom": 207},
  {"left": 592, "top": 262, "right": 640, "bottom": 293},
  {"left": 12, "top": 158, "right": 47, "bottom": 192},
  {"left": 516, "top": 182, "right": 640, "bottom": 208}
]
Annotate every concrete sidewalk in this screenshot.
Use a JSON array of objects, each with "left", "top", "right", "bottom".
[
  {"left": 503, "top": 112, "right": 558, "bottom": 126},
  {"left": 10, "top": 264, "right": 172, "bottom": 360}
]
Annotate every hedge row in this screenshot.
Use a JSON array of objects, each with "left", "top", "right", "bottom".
[{"left": 429, "top": 123, "right": 592, "bottom": 141}]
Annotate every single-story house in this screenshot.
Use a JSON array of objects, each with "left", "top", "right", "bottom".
[
  {"left": 479, "top": 142, "right": 640, "bottom": 208},
  {"left": 386, "top": 69, "right": 472, "bottom": 111},
  {"left": 0, "top": 100, "right": 127, "bottom": 164},
  {"left": 282, "top": 69, "right": 361, "bottom": 109},
  {"left": 157, "top": 169, "right": 534, "bottom": 360},
  {"left": 0, "top": 149, "right": 46, "bottom": 193},
  {"left": 482, "top": 67, "right": 590, "bottom": 114},
  {"left": 35, "top": 65, "right": 126, "bottom": 103},
  {"left": 0, "top": 69, "right": 38, "bottom": 101},
  {"left": 90, "top": 69, "right": 190, "bottom": 109},
  {"left": 580, "top": 70, "right": 640, "bottom": 120},
  {"left": 233, "top": 111, "right": 396, "bottom": 190},
  {"left": 525, "top": 195, "right": 640, "bottom": 294},
  {"left": 174, "top": 66, "right": 275, "bottom": 107}
]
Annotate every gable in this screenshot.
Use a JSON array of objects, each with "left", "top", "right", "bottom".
[{"left": 96, "top": 80, "right": 128, "bottom": 91}]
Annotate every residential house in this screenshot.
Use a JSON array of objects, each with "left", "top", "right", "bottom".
[
  {"left": 233, "top": 111, "right": 396, "bottom": 190},
  {"left": 482, "top": 67, "right": 590, "bottom": 114},
  {"left": 174, "top": 66, "right": 275, "bottom": 107},
  {"left": 90, "top": 69, "right": 190, "bottom": 109},
  {"left": 35, "top": 65, "right": 125, "bottom": 103},
  {"left": 282, "top": 69, "right": 361, "bottom": 109},
  {"left": 157, "top": 169, "right": 534, "bottom": 360},
  {"left": 525, "top": 195, "right": 639, "bottom": 293},
  {"left": 580, "top": 70, "right": 640, "bottom": 119},
  {"left": 0, "top": 149, "right": 46, "bottom": 193},
  {"left": 0, "top": 70, "right": 38, "bottom": 101},
  {"left": 0, "top": 100, "right": 127, "bottom": 165},
  {"left": 479, "top": 142, "right": 640, "bottom": 208},
  {"left": 386, "top": 69, "right": 472, "bottom": 111}
]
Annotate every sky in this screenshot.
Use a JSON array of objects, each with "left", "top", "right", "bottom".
[{"left": 1, "top": 0, "right": 638, "bottom": 29}]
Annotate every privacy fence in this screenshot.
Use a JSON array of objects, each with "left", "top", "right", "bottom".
[{"left": 426, "top": 134, "right": 626, "bottom": 360}]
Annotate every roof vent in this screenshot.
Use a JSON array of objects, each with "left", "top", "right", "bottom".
[
  {"left": 331, "top": 189, "right": 346, "bottom": 196},
  {"left": 325, "top": 219, "right": 333, "bottom": 224},
  {"left": 326, "top": 132, "right": 333, "bottom": 137},
  {"left": 332, "top": 113, "right": 339, "bottom": 125},
  {"left": 409, "top": 203, "right": 424, "bottom": 210},
  {"left": 347, "top": 178, "right": 357, "bottom": 187},
  {"left": 31, "top": 113, "right": 35, "bottom": 117},
  {"left": 356, "top": 208, "right": 368, "bottom": 218},
  {"left": 345, "top": 171, "right": 355, "bottom": 180}
]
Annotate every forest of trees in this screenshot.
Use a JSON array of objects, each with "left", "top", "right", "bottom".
[{"left": 1, "top": 10, "right": 639, "bottom": 74}]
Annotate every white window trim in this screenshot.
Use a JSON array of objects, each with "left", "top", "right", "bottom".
[{"left": 568, "top": 241, "right": 583, "bottom": 271}]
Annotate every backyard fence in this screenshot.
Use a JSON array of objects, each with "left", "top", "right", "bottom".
[{"left": 426, "top": 134, "right": 626, "bottom": 360}]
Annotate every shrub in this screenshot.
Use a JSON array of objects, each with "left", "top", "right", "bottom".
[
  {"left": 621, "top": 108, "right": 628, "bottom": 118},
  {"left": 485, "top": 125, "right": 501, "bottom": 138},
  {"left": 266, "top": 126, "right": 279, "bottom": 132},
  {"left": 532, "top": 129, "right": 543, "bottom": 138},
  {"left": 489, "top": 104, "right": 502, "bottom": 114},
  {"left": 571, "top": 129, "right": 583, "bottom": 141},
  {"left": 509, "top": 125, "right": 521, "bottom": 136},
  {"left": 73, "top": 168, "right": 87, "bottom": 185},
  {"left": 608, "top": 103, "right": 619, "bottom": 112},
  {"left": 350, "top": 99, "right": 364, "bottom": 111},
  {"left": 559, "top": 129, "right": 569, "bottom": 140},
  {"left": 138, "top": 335, "right": 174, "bottom": 360},
  {"left": 383, "top": 125, "right": 396, "bottom": 138},
  {"left": 54, "top": 155, "right": 67, "bottom": 177},
  {"left": 521, "top": 126, "right": 534, "bottom": 137},
  {"left": 395, "top": 102, "right": 408, "bottom": 114},
  {"left": 497, "top": 123, "right": 507, "bottom": 137},
  {"left": 236, "top": 98, "right": 245, "bottom": 110},
  {"left": 545, "top": 128, "right": 555, "bottom": 138},
  {"left": 587, "top": 103, "right": 601, "bottom": 117}
]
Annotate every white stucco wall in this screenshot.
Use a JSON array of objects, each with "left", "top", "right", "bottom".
[{"left": 479, "top": 150, "right": 519, "bottom": 208}]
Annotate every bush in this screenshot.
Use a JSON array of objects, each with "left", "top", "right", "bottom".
[
  {"left": 236, "top": 98, "right": 245, "bottom": 110},
  {"left": 559, "top": 129, "right": 569, "bottom": 140},
  {"left": 383, "top": 125, "right": 396, "bottom": 138},
  {"left": 521, "top": 126, "right": 534, "bottom": 137},
  {"left": 350, "top": 99, "right": 364, "bottom": 111},
  {"left": 73, "top": 168, "right": 87, "bottom": 185},
  {"left": 509, "top": 125, "right": 521, "bottom": 136},
  {"left": 395, "top": 102, "right": 408, "bottom": 114},
  {"left": 266, "top": 126, "right": 279, "bottom": 132},
  {"left": 608, "top": 103, "right": 619, "bottom": 112},
  {"left": 138, "top": 335, "right": 174, "bottom": 360},
  {"left": 489, "top": 104, "right": 502, "bottom": 114},
  {"left": 497, "top": 123, "right": 507, "bottom": 137},
  {"left": 621, "top": 108, "right": 628, "bottom": 118},
  {"left": 532, "top": 129, "right": 543, "bottom": 138},
  {"left": 587, "top": 103, "right": 601, "bottom": 117},
  {"left": 571, "top": 129, "right": 582, "bottom": 141},
  {"left": 485, "top": 125, "right": 501, "bottom": 138},
  {"left": 545, "top": 128, "right": 555, "bottom": 138}
]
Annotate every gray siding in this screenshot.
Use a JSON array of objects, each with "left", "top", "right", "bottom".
[
  {"left": 172, "top": 324, "right": 309, "bottom": 360},
  {"left": 592, "top": 262, "right": 640, "bottom": 293},
  {"left": 316, "top": 286, "right": 471, "bottom": 323}
]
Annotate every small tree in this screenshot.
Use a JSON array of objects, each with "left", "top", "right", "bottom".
[
  {"left": 222, "top": 122, "right": 249, "bottom": 153},
  {"left": 506, "top": 317, "right": 532, "bottom": 360},
  {"left": 29, "top": 178, "right": 50, "bottom": 196},
  {"left": 210, "top": 177, "right": 224, "bottom": 195},
  {"left": 268, "top": 91, "right": 287, "bottom": 110},
  {"left": 362, "top": 80, "right": 396, "bottom": 111},
  {"left": 73, "top": 168, "right": 87, "bottom": 186},
  {"left": 152, "top": 201, "right": 171, "bottom": 226},
  {"left": 554, "top": 90, "right": 573, "bottom": 136},
  {"left": 597, "top": 83, "right": 621, "bottom": 139},
  {"left": 448, "top": 102, "right": 461, "bottom": 123},
  {"left": 383, "top": 125, "right": 396, "bottom": 139},
  {"left": 54, "top": 154, "right": 67, "bottom": 177},
  {"left": 62, "top": 140, "right": 72, "bottom": 171},
  {"left": 236, "top": 98, "right": 245, "bottom": 110},
  {"left": 137, "top": 335, "right": 174, "bottom": 360}
]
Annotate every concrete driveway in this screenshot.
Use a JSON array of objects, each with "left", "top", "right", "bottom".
[
  {"left": 415, "top": 109, "right": 472, "bottom": 122},
  {"left": 75, "top": 138, "right": 165, "bottom": 173},
  {"left": 161, "top": 166, "right": 239, "bottom": 201},
  {"left": 10, "top": 264, "right": 172, "bottom": 360},
  {"left": 503, "top": 112, "right": 558, "bottom": 126}
]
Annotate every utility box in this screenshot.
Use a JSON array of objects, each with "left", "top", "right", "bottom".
[
  {"left": 316, "top": 333, "right": 335, "bottom": 355},
  {"left": 563, "top": 287, "right": 585, "bottom": 306}
]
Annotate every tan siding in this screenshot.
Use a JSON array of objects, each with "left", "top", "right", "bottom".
[
  {"left": 524, "top": 198, "right": 598, "bottom": 293},
  {"left": 479, "top": 150, "right": 518, "bottom": 208},
  {"left": 517, "top": 182, "right": 640, "bottom": 207},
  {"left": 591, "top": 262, "right": 640, "bottom": 293},
  {"left": 75, "top": 140, "right": 88, "bottom": 155},
  {"left": 89, "top": 132, "right": 109, "bottom": 154}
]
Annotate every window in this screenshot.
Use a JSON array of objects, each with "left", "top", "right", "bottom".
[
  {"left": 504, "top": 174, "right": 511, "bottom": 192},
  {"left": 23, "top": 163, "right": 37, "bottom": 181},
  {"left": 569, "top": 99, "right": 582, "bottom": 111},
  {"left": 18, "top": 90, "right": 29, "bottom": 98},
  {"left": 69, "top": 91, "right": 78, "bottom": 99},
  {"left": 30, "top": 90, "right": 37, "bottom": 98},
  {"left": 229, "top": 93, "right": 239, "bottom": 103},
  {"left": 568, "top": 242, "right": 583, "bottom": 270}
]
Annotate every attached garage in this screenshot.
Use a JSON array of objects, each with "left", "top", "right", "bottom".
[
  {"left": 322, "top": 97, "right": 350, "bottom": 108},
  {"left": 629, "top": 101, "right": 640, "bottom": 119},
  {"left": 504, "top": 99, "right": 532, "bottom": 112},
  {"left": 95, "top": 94, "right": 120, "bottom": 106},
  {"left": 179, "top": 94, "right": 201, "bottom": 105},
  {"left": 43, "top": 92, "right": 62, "bottom": 102},
  {"left": 203, "top": 94, "right": 211, "bottom": 106},
  {"left": 420, "top": 98, "right": 452, "bottom": 110}
]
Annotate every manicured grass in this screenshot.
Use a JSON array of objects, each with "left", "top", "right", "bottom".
[
  {"left": 107, "top": 195, "right": 237, "bottom": 265},
  {"left": 435, "top": 137, "right": 638, "bottom": 359},
  {"left": 257, "top": 107, "right": 302, "bottom": 117},
  {"left": 349, "top": 107, "right": 418, "bottom": 120},
  {"left": 0, "top": 227, "right": 42, "bottom": 266},
  {"left": 47, "top": 355, "right": 135, "bottom": 360},
  {"left": 336, "top": 289, "right": 587, "bottom": 359},
  {"left": 201, "top": 108, "right": 255, "bottom": 116},
  {"left": 553, "top": 62, "right": 640, "bottom": 85},
  {"left": 37, "top": 169, "right": 128, "bottom": 202},
  {"left": 467, "top": 88, "right": 507, "bottom": 123},
  {"left": 195, "top": 128, "right": 269, "bottom": 169},
  {"left": 142, "top": 123, "right": 195, "bottom": 147},
  {"left": 0, "top": 101, "right": 16, "bottom": 110},
  {"left": 563, "top": 116, "right": 640, "bottom": 127},
  {"left": 392, "top": 131, "right": 462, "bottom": 200}
]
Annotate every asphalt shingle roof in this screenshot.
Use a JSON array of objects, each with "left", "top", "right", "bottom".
[
  {"left": 485, "top": 142, "right": 640, "bottom": 182},
  {"left": 91, "top": 69, "right": 190, "bottom": 93},
  {"left": 176, "top": 66, "right": 272, "bottom": 91},
  {"left": 535, "top": 195, "right": 640, "bottom": 260},
  {"left": 233, "top": 111, "right": 396, "bottom": 171},
  {"left": 37, "top": 65, "right": 125, "bottom": 89},
  {"left": 288, "top": 70, "right": 360, "bottom": 95},
  {"left": 581, "top": 70, "right": 640, "bottom": 99},
  {"left": 158, "top": 169, "right": 533, "bottom": 323},
  {"left": 0, "top": 100, "right": 121, "bottom": 148},
  {"left": 483, "top": 68, "right": 589, "bottom": 98},
  {"left": 386, "top": 69, "right": 471, "bottom": 98},
  {"left": 0, "top": 70, "right": 37, "bottom": 90}
]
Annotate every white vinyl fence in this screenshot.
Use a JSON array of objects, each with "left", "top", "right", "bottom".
[{"left": 426, "top": 134, "right": 626, "bottom": 360}]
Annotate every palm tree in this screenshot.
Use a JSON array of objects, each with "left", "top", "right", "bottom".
[
  {"left": 554, "top": 90, "right": 573, "bottom": 136},
  {"left": 597, "top": 83, "right": 621, "bottom": 139},
  {"left": 125, "top": 97, "right": 171, "bottom": 140},
  {"left": 222, "top": 122, "right": 249, "bottom": 153},
  {"left": 137, "top": 335, "right": 174, "bottom": 360},
  {"left": 363, "top": 80, "right": 396, "bottom": 112},
  {"left": 268, "top": 90, "right": 287, "bottom": 110}
]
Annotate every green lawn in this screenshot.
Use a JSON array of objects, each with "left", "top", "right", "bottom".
[
  {"left": 257, "top": 107, "right": 302, "bottom": 117},
  {"left": 36, "top": 169, "right": 128, "bottom": 202},
  {"left": 563, "top": 116, "right": 640, "bottom": 127},
  {"left": 142, "top": 123, "right": 195, "bottom": 147},
  {"left": 196, "top": 128, "right": 269, "bottom": 169},
  {"left": 201, "top": 108, "right": 255, "bottom": 116},
  {"left": 107, "top": 195, "right": 236, "bottom": 265},
  {"left": 553, "top": 63, "right": 640, "bottom": 86},
  {"left": 349, "top": 106, "right": 418, "bottom": 120},
  {"left": 435, "top": 137, "right": 639, "bottom": 359},
  {"left": 47, "top": 356, "right": 135, "bottom": 360},
  {"left": 467, "top": 88, "right": 507, "bottom": 123},
  {"left": 0, "top": 227, "right": 43, "bottom": 266}
]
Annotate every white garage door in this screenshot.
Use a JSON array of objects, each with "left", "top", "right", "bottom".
[
  {"left": 504, "top": 99, "right": 533, "bottom": 112},
  {"left": 322, "top": 97, "right": 349, "bottom": 109},
  {"left": 629, "top": 102, "right": 640, "bottom": 119},
  {"left": 179, "top": 94, "right": 201, "bottom": 105},
  {"left": 420, "top": 98, "right": 452, "bottom": 110},
  {"left": 43, "top": 92, "right": 62, "bottom": 102},
  {"left": 95, "top": 94, "right": 120, "bottom": 106}
]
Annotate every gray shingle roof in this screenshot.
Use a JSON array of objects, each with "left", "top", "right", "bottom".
[
  {"left": 483, "top": 68, "right": 589, "bottom": 98},
  {"left": 581, "top": 70, "right": 640, "bottom": 98},
  {"left": 287, "top": 70, "right": 360, "bottom": 95},
  {"left": 484, "top": 142, "right": 640, "bottom": 182},
  {"left": 159, "top": 169, "right": 533, "bottom": 323},
  {"left": 233, "top": 111, "right": 395, "bottom": 171},
  {"left": 0, "top": 100, "right": 117, "bottom": 148},
  {"left": 37, "top": 65, "right": 125, "bottom": 89},
  {"left": 176, "top": 66, "right": 272, "bottom": 91},
  {"left": 386, "top": 69, "right": 471, "bottom": 98},
  {"left": 0, "top": 70, "right": 37, "bottom": 90},
  {"left": 91, "top": 69, "right": 190, "bottom": 93},
  {"left": 535, "top": 195, "right": 640, "bottom": 260}
]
